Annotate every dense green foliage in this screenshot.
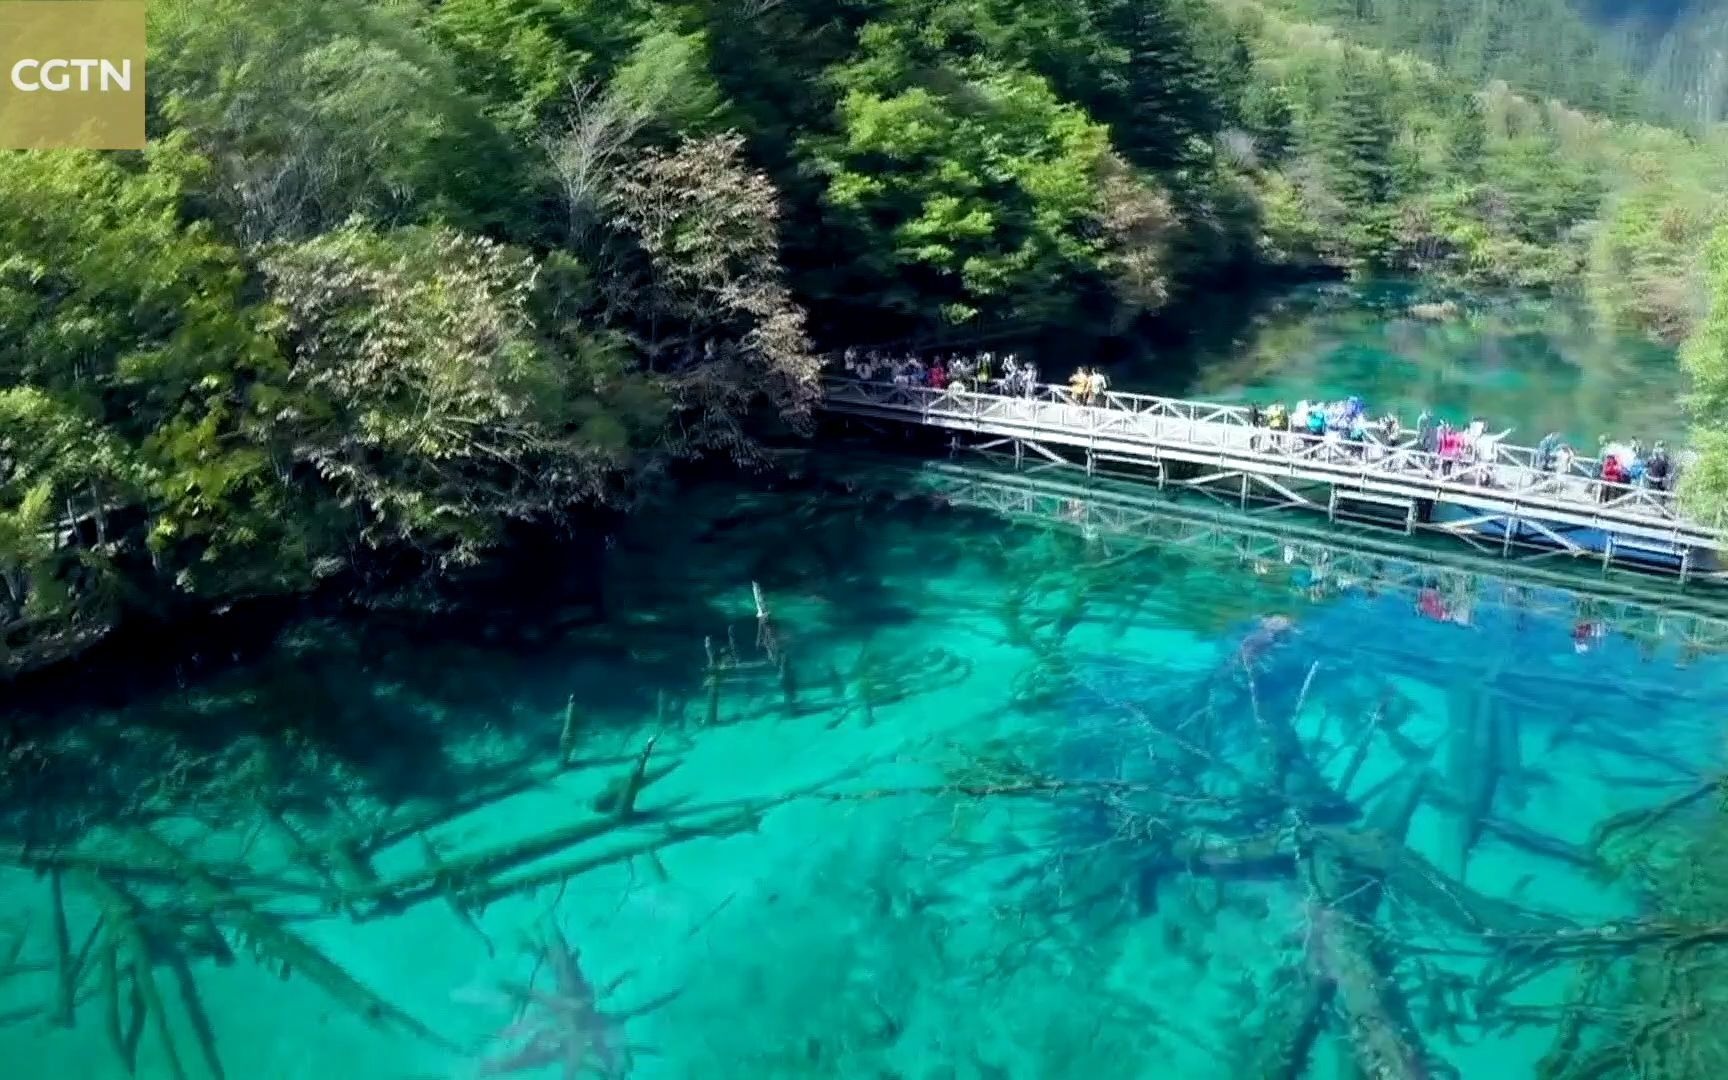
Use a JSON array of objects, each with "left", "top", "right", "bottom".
[
  {"left": 1268, "top": 0, "right": 1655, "bottom": 120},
  {"left": 3, "top": 0, "right": 1726, "bottom": 673},
  {"left": 1264, "top": 0, "right": 1728, "bottom": 130},
  {"left": 1680, "top": 227, "right": 1728, "bottom": 520}
]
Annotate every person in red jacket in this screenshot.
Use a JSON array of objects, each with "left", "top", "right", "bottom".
[{"left": 1599, "top": 453, "right": 1624, "bottom": 502}]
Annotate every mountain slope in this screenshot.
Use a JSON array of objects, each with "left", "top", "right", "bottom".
[
  {"left": 1589, "top": 0, "right": 1728, "bottom": 125},
  {"left": 1259, "top": 0, "right": 1659, "bottom": 119}
]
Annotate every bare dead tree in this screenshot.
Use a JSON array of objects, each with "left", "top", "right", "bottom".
[
  {"left": 1095, "top": 154, "right": 1180, "bottom": 325},
  {"left": 544, "top": 79, "right": 648, "bottom": 251},
  {"left": 604, "top": 133, "right": 822, "bottom": 462}
]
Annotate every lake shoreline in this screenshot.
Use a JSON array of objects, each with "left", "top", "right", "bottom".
[{"left": 5, "top": 280, "right": 1684, "bottom": 699}]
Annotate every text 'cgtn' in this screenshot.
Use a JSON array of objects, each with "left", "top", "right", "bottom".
[{"left": 9, "top": 59, "right": 133, "bottom": 93}]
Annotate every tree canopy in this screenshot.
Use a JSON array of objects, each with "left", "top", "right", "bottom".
[{"left": 3, "top": 0, "right": 1726, "bottom": 674}]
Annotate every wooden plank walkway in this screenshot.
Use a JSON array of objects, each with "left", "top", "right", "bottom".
[{"left": 820, "top": 377, "right": 1728, "bottom": 577}]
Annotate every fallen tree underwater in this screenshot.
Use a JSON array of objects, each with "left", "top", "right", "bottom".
[
  {"left": 3, "top": 567, "right": 1726, "bottom": 1079},
  {"left": 965, "top": 559, "right": 1728, "bottom": 1080},
  {"left": 0, "top": 728, "right": 847, "bottom": 1074}
]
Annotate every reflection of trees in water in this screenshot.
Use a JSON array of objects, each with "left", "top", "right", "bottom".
[{"left": 1169, "top": 282, "right": 1684, "bottom": 444}]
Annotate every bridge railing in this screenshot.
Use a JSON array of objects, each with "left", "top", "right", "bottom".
[{"left": 821, "top": 377, "right": 1711, "bottom": 535}]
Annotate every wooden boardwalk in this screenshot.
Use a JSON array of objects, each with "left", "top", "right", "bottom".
[{"left": 820, "top": 377, "right": 1728, "bottom": 580}]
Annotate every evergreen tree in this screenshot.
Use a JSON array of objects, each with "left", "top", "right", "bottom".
[
  {"left": 1243, "top": 81, "right": 1297, "bottom": 166},
  {"left": 1680, "top": 226, "right": 1728, "bottom": 514},
  {"left": 1270, "top": 0, "right": 1667, "bottom": 123},
  {"left": 1194, "top": 24, "right": 1258, "bottom": 130},
  {"left": 1317, "top": 56, "right": 1398, "bottom": 210},
  {"left": 1444, "top": 91, "right": 1487, "bottom": 181},
  {"left": 1306, "top": 53, "right": 1401, "bottom": 263},
  {"left": 1096, "top": 0, "right": 1219, "bottom": 169}
]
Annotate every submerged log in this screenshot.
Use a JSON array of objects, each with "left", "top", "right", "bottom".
[
  {"left": 1535, "top": 711, "right": 1699, "bottom": 777},
  {"left": 123, "top": 830, "right": 459, "bottom": 1055},
  {"left": 704, "top": 672, "right": 722, "bottom": 726},
  {"left": 618, "top": 735, "right": 657, "bottom": 818},
  {"left": 49, "top": 868, "right": 75, "bottom": 1027},
  {"left": 1305, "top": 850, "right": 1430, "bottom": 1080},
  {"left": 1315, "top": 827, "right": 1569, "bottom": 938},
  {"left": 347, "top": 750, "right": 640, "bottom": 857},
  {"left": 379, "top": 760, "right": 859, "bottom": 912},
  {"left": 98, "top": 935, "right": 135, "bottom": 1076},
  {"left": 1589, "top": 780, "right": 1718, "bottom": 856},
  {"left": 1334, "top": 708, "right": 1382, "bottom": 800},
  {"left": 1168, "top": 829, "right": 1295, "bottom": 875},
  {"left": 1495, "top": 707, "right": 1529, "bottom": 810},
  {"left": 324, "top": 838, "right": 383, "bottom": 902},
  {"left": 1420, "top": 787, "right": 1599, "bottom": 871},
  {"left": 1439, "top": 685, "right": 1499, "bottom": 883},
  {"left": 374, "top": 795, "right": 696, "bottom": 904},
  {"left": 1242, "top": 971, "right": 1332, "bottom": 1080},
  {"left": 1, "top": 923, "right": 24, "bottom": 971},
  {"left": 1533, "top": 959, "right": 1608, "bottom": 1078},
  {"left": 122, "top": 961, "right": 145, "bottom": 1070},
  {"left": 1367, "top": 760, "right": 1428, "bottom": 843},
  {"left": 458, "top": 808, "right": 765, "bottom": 907},
  {"left": 594, "top": 736, "right": 672, "bottom": 820},
  {"left": 1306, "top": 739, "right": 1430, "bottom": 1078},
  {"left": 416, "top": 835, "right": 493, "bottom": 958},
  {"left": 0, "top": 843, "right": 335, "bottom": 901},
  {"left": 259, "top": 805, "right": 347, "bottom": 911},
  {"left": 559, "top": 696, "right": 581, "bottom": 763},
  {"left": 1230, "top": 662, "right": 1426, "bottom": 1080},
  {"left": 1250, "top": 661, "right": 1350, "bottom": 818},
  {"left": 166, "top": 944, "right": 225, "bottom": 1080},
  {"left": 77, "top": 873, "right": 186, "bottom": 1080},
  {"left": 1483, "top": 816, "right": 1596, "bottom": 871}
]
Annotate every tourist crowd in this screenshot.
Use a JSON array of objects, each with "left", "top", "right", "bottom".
[
  {"left": 840, "top": 348, "right": 1043, "bottom": 396},
  {"left": 1248, "top": 400, "right": 1679, "bottom": 494},
  {"left": 836, "top": 349, "right": 1682, "bottom": 495}
]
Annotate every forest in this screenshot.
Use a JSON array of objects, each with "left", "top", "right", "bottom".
[{"left": 4, "top": 0, "right": 1728, "bottom": 676}]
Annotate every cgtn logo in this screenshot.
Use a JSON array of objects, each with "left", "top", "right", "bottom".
[
  {"left": 0, "top": 2, "right": 146, "bottom": 149},
  {"left": 9, "top": 58, "right": 135, "bottom": 94}
]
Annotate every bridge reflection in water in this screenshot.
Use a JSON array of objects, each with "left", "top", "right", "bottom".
[
  {"left": 869, "top": 457, "right": 1728, "bottom": 660},
  {"left": 820, "top": 378, "right": 1725, "bottom": 581}
]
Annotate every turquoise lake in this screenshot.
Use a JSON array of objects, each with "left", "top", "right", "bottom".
[
  {"left": 2, "top": 285, "right": 1725, "bottom": 1079},
  {"left": 1148, "top": 282, "right": 1689, "bottom": 450}
]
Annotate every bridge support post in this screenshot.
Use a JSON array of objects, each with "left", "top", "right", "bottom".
[
  {"left": 1014, "top": 439, "right": 1023, "bottom": 468},
  {"left": 1502, "top": 514, "right": 1517, "bottom": 557},
  {"left": 1681, "top": 546, "right": 1693, "bottom": 587},
  {"left": 1086, "top": 449, "right": 1095, "bottom": 477},
  {"left": 1239, "top": 473, "right": 1249, "bottom": 509},
  {"left": 1602, "top": 535, "right": 1616, "bottom": 572},
  {"left": 1327, "top": 488, "right": 1338, "bottom": 523}
]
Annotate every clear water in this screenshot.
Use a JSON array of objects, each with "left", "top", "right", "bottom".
[
  {"left": 3, "top": 285, "right": 1725, "bottom": 1080},
  {"left": 1141, "top": 282, "right": 1687, "bottom": 450}
]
